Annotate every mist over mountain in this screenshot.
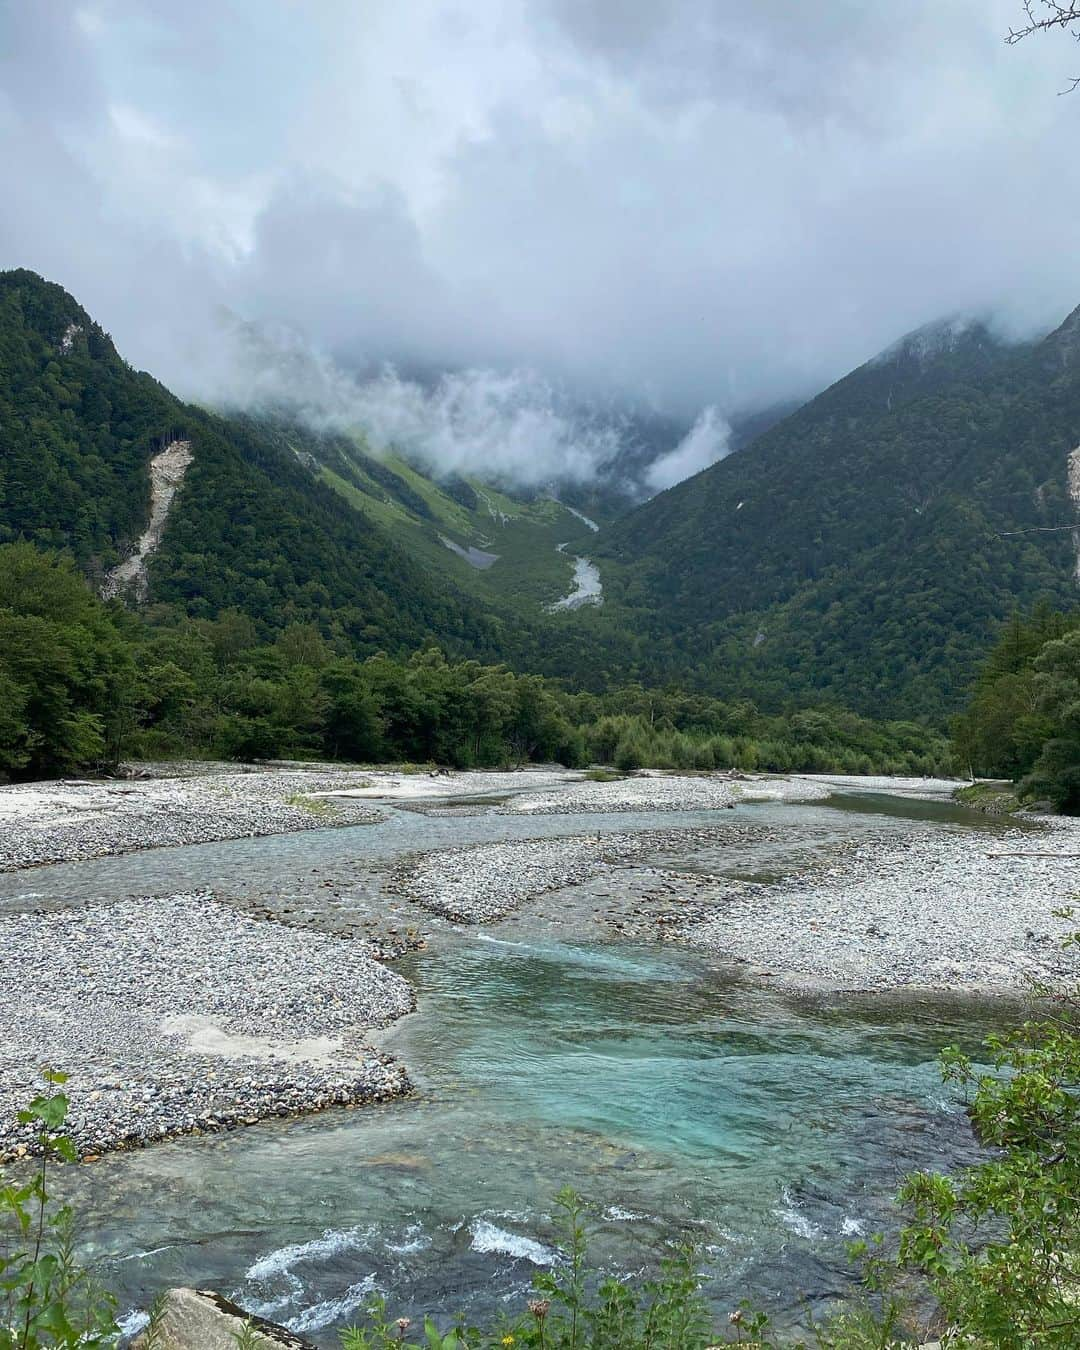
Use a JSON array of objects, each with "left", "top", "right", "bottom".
[
  {"left": 191, "top": 310, "right": 733, "bottom": 500},
  {"left": 5, "top": 1, "right": 1080, "bottom": 473},
  {"left": 596, "top": 303, "right": 1080, "bottom": 714}
]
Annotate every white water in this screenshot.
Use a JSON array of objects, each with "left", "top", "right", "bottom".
[
  {"left": 547, "top": 555, "right": 602, "bottom": 610},
  {"left": 468, "top": 1219, "right": 558, "bottom": 1266}
]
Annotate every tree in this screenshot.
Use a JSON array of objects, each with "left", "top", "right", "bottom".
[
  {"left": 0, "top": 544, "right": 134, "bottom": 778},
  {"left": 1007, "top": 2, "right": 1080, "bottom": 91},
  {"left": 1022, "top": 629, "right": 1080, "bottom": 810},
  {"left": 896, "top": 953, "right": 1080, "bottom": 1346}
]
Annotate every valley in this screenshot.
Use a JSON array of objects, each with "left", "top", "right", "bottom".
[
  {"left": 8, "top": 6, "right": 1080, "bottom": 1346},
  {"left": 3, "top": 223, "right": 1080, "bottom": 1350}
]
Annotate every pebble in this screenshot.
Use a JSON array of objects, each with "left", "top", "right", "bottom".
[
  {"left": 500, "top": 772, "right": 829, "bottom": 816},
  {"left": 0, "top": 891, "right": 413, "bottom": 1161},
  {"left": 0, "top": 768, "right": 384, "bottom": 872},
  {"left": 671, "top": 817, "right": 1080, "bottom": 992},
  {"left": 391, "top": 823, "right": 775, "bottom": 922}
]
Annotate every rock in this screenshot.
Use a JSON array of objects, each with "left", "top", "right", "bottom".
[{"left": 130, "top": 1287, "right": 315, "bottom": 1349}]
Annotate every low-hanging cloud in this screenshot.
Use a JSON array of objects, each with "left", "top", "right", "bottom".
[
  {"left": 201, "top": 314, "right": 637, "bottom": 490},
  {"left": 3, "top": 0, "right": 1080, "bottom": 493},
  {"left": 645, "top": 408, "right": 731, "bottom": 493},
  {"left": 344, "top": 367, "right": 626, "bottom": 488}
]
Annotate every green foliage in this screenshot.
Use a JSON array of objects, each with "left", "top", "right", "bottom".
[
  {"left": 230, "top": 1321, "right": 267, "bottom": 1349},
  {"left": 0, "top": 271, "right": 178, "bottom": 569},
  {"left": 0, "top": 545, "right": 135, "bottom": 776},
  {"left": 953, "top": 782, "right": 1022, "bottom": 814},
  {"left": 0, "top": 546, "right": 951, "bottom": 781},
  {"left": 952, "top": 607, "right": 1080, "bottom": 811},
  {"left": 893, "top": 948, "right": 1080, "bottom": 1346},
  {"left": 340, "top": 1188, "right": 713, "bottom": 1350},
  {"left": 596, "top": 311, "right": 1080, "bottom": 718},
  {"left": 0, "top": 1073, "right": 116, "bottom": 1349},
  {"left": 0, "top": 270, "right": 502, "bottom": 666}
]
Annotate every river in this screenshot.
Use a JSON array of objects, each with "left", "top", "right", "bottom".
[{"left": 16, "top": 790, "right": 1021, "bottom": 1343}]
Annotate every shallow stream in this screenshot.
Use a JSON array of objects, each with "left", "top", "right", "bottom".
[{"left": 16, "top": 790, "right": 1024, "bottom": 1343}]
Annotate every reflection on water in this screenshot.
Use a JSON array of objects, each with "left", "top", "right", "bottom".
[{"left": 822, "top": 791, "right": 1041, "bottom": 832}]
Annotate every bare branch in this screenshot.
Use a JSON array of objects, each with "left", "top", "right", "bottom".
[{"left": 1006, "top": 0, "right": 1080, "bottom": 45}]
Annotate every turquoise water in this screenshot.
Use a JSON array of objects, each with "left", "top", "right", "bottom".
[
  {"left": 65, "top": 928, "right": 995, "bottom": 1343},
  {"left": 15, "top": 789, "right": 1022, "bottom": 1342}
]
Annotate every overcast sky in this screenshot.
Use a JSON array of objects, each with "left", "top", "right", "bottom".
[{"left": 3, "top": 2, "right": 1080, "bottom": 480}]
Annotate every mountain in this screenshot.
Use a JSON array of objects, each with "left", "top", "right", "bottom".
[
  {"left": 0, "top": 269, "right": 636, "bottom": 686},
  {"left": 262, "top": 417, "right": 607, "bottom": 613},
  {"left": 9, "top": 265, "right": 1080, "bottom": 723},
  {"left": 0, "top": 269, "right": 504, "bottom": 657},
  {"left": 595, "top": 313, "right": 1080, "bottom": 716}
]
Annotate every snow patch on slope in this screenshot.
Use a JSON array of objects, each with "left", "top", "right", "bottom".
[
  {"left": 547, "top": 555, "right": 602, "bottom": 611},
  {"left": 438, "top": 534, "right": 500, "bottom": 569},
  {"left": 564, "top": 504, "right": 599, "bottom": 532}
]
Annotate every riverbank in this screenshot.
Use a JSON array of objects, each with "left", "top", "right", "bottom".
[
  {"left": 388, "top": 800, "right": 1080, "bottom": 993},
  {"left": 390, "top": 820, "right": 779, "bottom": 921},
  {"left": 3, "top": 768, "right": 1073, "bottom": 1165},
  {"left": 500, "top": 769, "right": 833, "bottom": 815},
  {"left": 665, "top": 810, "right": 1080, "bottom": 992},
  {"left": 0, "top": 892, "right": 412, "bottom": 1162},
  {"left": 0, "top": 767, "right": 392, "bottom": 871},
  {"left": 0, "top": 763, "right": 838, "bottom": 872}
]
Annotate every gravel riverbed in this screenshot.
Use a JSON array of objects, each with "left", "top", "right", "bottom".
[
  {"left": 672, "top": 815, "right": 1080, "bottom": 991},
  {"left": 392, "top": 823, "right": 779, "bottom": 922},
  {"left": 502, "top": 771, "right": 832, "bottom": 815},
  {"left": 0, "top": 770, "right": 386, "bottom": 871},
  {"left": 0, "top": 892, "right": 413, "bottom": 1161},
  {"left": 2, "top": 765, "right": 1072, "bottom": 1163}
]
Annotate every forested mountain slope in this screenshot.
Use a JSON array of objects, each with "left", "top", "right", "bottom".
[
  {"left": 0, "top": 269, "right": 507, "bottom": 658},
  {"left": 596, "top": 313, "right": 1080, "bottom": 716},
  {"left": 261, "top": 417, "right": 604, "bottom": 613}
]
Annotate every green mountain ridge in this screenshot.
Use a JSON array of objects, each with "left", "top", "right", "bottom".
[
  {"left": 595, "top": 308, "right": 1080, "bottom": 715},
  {"left": 5, "top": 265, "right": 1080, "bottom": 723},
  {"left": 290, "top": 420, "right": 604, "bottom": 611},
  {"left": 0, "top": 269, "right": 629, "bottom": 692},
  {"left": 0, "top": 269, "right": 504, "bottom": 658}
]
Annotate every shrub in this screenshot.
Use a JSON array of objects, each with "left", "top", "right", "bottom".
[
  {"left": 340, "top": 1188, "right": 714, "bottom": 1349},
  {"left": 891, "top": 923, "right": 1080, "bottom": 1347},
  {"left": 0, "top": 1073, "right": 116, "bottom": 1349}
]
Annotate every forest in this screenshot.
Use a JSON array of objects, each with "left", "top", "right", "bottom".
[
  {"left": 951, "top": 604, "right": 1080, "bottom": 811},
  {"left": 597, "top": 310, "right": 1080, "bottom": 718},
  {"left": 8, "top": 268, "right": 1080, "bottom": 729},
  {"left": 0, "top": 542, "right": 954, "bottom": 783}
]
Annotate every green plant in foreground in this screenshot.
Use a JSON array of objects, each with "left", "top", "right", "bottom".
[
  {"left": 890, "top": 922, "right": 1080, "bottom": 1347},
  {"left": 231, "top": 1319, "right": 267, "bottom": 1348},
  {"left": 0, "top": 1072, "right": 116, "bottom": 1349},
  {"left": 340, "top": 1188, "right": 713, "bottom": 1349}
]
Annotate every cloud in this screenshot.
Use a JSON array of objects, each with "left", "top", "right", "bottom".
[
  {"left": 3, "top": 0, "right": 1080, "bottom": 491},
  {"left": 199, "top": 313, "right": 633, "bottom": 489},
  {"left": 342, "top": 367, "right": 625, "bottom": 488},
  {"left": 645, "top": 407, "right": 731, "bottom": 492}
]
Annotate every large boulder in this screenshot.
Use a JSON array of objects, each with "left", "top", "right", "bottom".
[{"left": 130, "top": 1287, "right": 315, "bottom": 1349}]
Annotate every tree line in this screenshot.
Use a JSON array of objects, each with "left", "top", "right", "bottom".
[{"left": 0, "top": 543, "right": 953, "bottom": 782}]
